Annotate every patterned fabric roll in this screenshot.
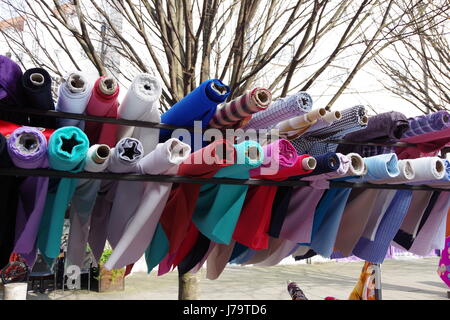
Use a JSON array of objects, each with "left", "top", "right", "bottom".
[
  {"left": 290, "top": 105, "right": 368, "bottom": 155},
  {"left": 209, "top": 88, "right": 272, "bottom": 129},
  {"left": 243, "top": 92, "right": 312, "bottom": 130},
  {"left": 403, "top": 110, "right": 450, "bottom": 138}
]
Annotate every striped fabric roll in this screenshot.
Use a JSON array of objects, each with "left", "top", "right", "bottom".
[
  {"left": 209, "top": 88, "right": 272, "bottom": 129},
  {"left": 243, "top": 91, "right": 312, "bottom": 130},
  {"left": 290, "top": 105, "right": 368, "bottom": 155}
]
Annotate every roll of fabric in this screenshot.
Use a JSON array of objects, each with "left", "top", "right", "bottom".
[
  {"left": 65, "top": 144, "right": 111, "bottom": 269},
  {"left": 275, "top": 153, "right": 342, "bottom": 243},
  {"left": 37, "top": 126, "right": 89, "bottom": 263},
  {"left": 352, "top": 189, "right": 413, "bottom": 263},
  {"left": 192, "top": 140, "right": 264, "bottom": 245},
  {"left": 403, "top": 110, "right": 450, "bottom": 137},
  {"left": 0, "top": 133, "right": 22, "bottom": 269},
  {"left": 7, "top": 127, "right": 48, "bottom": 266},
  {"left": 84, "top": 76, "right": 120, "bottom": 147},
  {"left": 104, "top": 139, "right": 191, "bottom": 270},
  {"left": 55, "top": 72, "right": 92, "bottom": 128},
  {"left": 308, "top": 153, "right": 400, "bottom": 258},
  {"left": 145, "top": 139, "right": 236, "bottom": 272},
  {"left": 160, "top": 79, "right": 230, "bottom": 144},
  {"left": 117, "top": 73, "right": 161, "bottom": 154},
  {"left": 0, "top": 55, "right": 27, "bottom": 125},
  {"left": 300, "top": 110, "right": 342, "bottom": 135},
  {"left": 232, "top": 152, "right": 313, "bottom": 250},
  {"left": 291, "top": 105, "right": 368, "bottom": 155},
  {"left": 275, "top": 108, "right": 326, "bottom": 135},
  {"left": 336, "top": 111, "right": 409, "bottom": 157},
  {"left": 243, "top": 92, "right": 312, "bottom": 130},
  {"left": 209, "top": 88, "right": 272, "bottom": 129},
  {"left": 22, "top": 68, "right": 57, "bottom": 129}
]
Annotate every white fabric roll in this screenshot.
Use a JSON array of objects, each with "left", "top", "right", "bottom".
[
  {"left": 56, "top": 72, "right": 93, "bottom": 128},
  {"left": 117, "top": 73, "right": 161, "bottom": 155},
  {"left": 104, "top": 138, "right": 191, "bottom": 269},
  {"left": 84, "top": 144, "right": 111, "bottom": 173}
]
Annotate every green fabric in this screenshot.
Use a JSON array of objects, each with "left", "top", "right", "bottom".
[
  {"left": 192, "top": 140, "right": 264, "bottom": 244},
  {"left": 145, "top": 224, "right": 169, "bottom": 273},
  {"left": 37, "top": 126, "right": 89, "bottom": 264}
]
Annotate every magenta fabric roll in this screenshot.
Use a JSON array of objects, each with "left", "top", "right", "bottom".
[
  {"left": 397, "top": 127, "right": 450, "bottom": 159},
  {"left": 249, "top": 139, "right": 297, "bottom": 177},
  {"left": 7, "top": 127, "right": 49, "bottom": 266}
]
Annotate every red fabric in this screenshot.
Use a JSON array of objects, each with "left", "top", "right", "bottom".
[
  {"left": 0, "top": 120, "right": 54, "bottom": 141},
  {"left": 232, "top": 155, "right": 313, "bottom": 250},
  {"left": 159, "top": 139, "right": 236, "bottom": 255},
  {"left": 396, "top": 127, "right": 450, "bottom": 159},
  {"left": 84, "top": 76, "right": 120, "bottom": 147},
  {"left": 170, "top": 224, "right": 200, "bottom": 269}
]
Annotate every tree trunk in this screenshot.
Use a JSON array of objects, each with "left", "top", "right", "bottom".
[{"left": 178, "top": 270, "right": 199, "bottom": 300}]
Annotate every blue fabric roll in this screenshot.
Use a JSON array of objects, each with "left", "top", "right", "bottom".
[
  {"left": 37, "top": 126, "right": 89, "bottom": 265},
  {"left": 352, "top": 190, "right": 413, "bottom": 263},
  {"left": 160, "top": 79, "right": 230, "bottom": 146}
]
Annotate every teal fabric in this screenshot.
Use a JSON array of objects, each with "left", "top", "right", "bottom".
[
  {"left": 37, "top": 126, "right": 89, "bottom": 264},
  {"left": 145, "top": 224, "right": 169, "bottom": 273},
  {"left": 192, "top": 140, "right": 264, "bottom": 244}
]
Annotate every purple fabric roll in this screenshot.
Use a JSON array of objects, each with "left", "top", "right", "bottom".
[
  {"left": 403, "top": 111, "right": 450, "bottom": 138},
  {"left": 0, "top": 55, "right": 27, "bottom": 124},
  {"left": 7, "top": 127, "right": 49, "bottom": 266}
]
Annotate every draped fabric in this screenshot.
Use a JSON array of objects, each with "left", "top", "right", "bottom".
[
  {"left": 55, "top": 72, "right": 93, "bottom": 128},
  {"left": 243, "top": 92, "right": 312, "bottom": 130},
  {"left": 37, "top": 126, "right": 89, "bottom": 264},
  {"left": 160, "top": 79, "right": 230, "bottom": 148},
  {"left": 7, "top": 127, "right": 48, "bottom": 266},
  {"left": 0, "top": 133, "right": 22, "bottom": 269},
  {"left": 84, "top": 76, "right": 120, "bottom": 147},
  {"left": 145, "top": 139, "right": 236, "bottom": 272},
  {"left": 65, "top": 144, "right": 111, "bottom": 269},
  {"left": 104, "top": 139, "right": 191, "bottom": 270},
  {"left": 209, "top": 88, "right": 272, "bottom": 129}
]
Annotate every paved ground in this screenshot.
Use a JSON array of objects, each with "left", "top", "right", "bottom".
[{"left": 1, "top": 257, "right": 448, "bottom": 300}]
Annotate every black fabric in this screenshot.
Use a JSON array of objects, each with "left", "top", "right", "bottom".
[
  {"left": 177, "top": 232, "right": 211, "bottom": 275},
  {"left": 0, "top": 133, "right": 21, "bottom": 269},
  {"left": 268, "top": 186, "right": 293, "bottom": 238},
  {"left": 294, "top": 249, "right": 317, "bottom": 261},
  {"left": 393, "top": 191, "right": 441, "bottom": 250},
  {"left": 22, "top": 68, "right": 56, "bottom": 128}
]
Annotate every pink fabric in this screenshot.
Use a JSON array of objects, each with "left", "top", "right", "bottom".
[
  {"left": 396, "top": 127, "right": 450, "bottom": 159},
  {"left": 438, "top": 236, "right": 450, "bottom": 287},
  {"left": 84, "top": 76, "right": 120, "bottom": 147},
  {"left": 249, "top": 139, "right": 297, "bottom": 177}
]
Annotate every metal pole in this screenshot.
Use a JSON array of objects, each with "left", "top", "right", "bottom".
[{"left": 373, "top": 264, "right": 382, "bottom": 300}]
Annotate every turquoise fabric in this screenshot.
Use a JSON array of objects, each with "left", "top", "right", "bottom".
[
  {"left": 145, "top": 224, "right": 169, "bottom": 273},
  {"left": 192, "top": 140, "right": 264, "bottom": 244},
  {"left": 37, "top": 126, "right": 89, "bottom": 264}
]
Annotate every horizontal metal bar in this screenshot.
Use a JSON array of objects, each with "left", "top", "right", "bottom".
[
  {"left": 0, "top": 168, "right": 447, "bottom": 191},
  {"left": 325, "top": 139, "right": 416, "bottom": 148}
]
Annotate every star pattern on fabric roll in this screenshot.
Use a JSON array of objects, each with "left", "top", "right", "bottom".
[
  {"left": 123, "top": 142, "right": 139, "bottom": 160},
  {"left": 61, "top": 134, "right": 81, "bottom": 154}
]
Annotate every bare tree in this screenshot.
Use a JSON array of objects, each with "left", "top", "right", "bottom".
[{"left": 373, "top": 0, "right": 449, "bottom": 114}]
